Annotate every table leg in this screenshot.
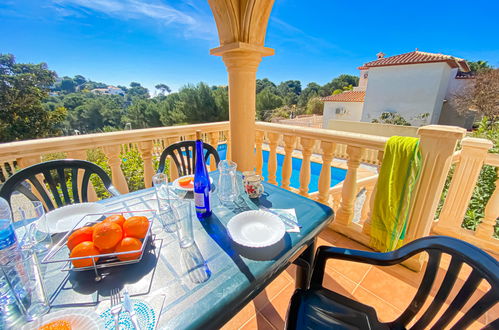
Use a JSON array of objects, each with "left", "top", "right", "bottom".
[{"left": 294, "top": 238, "right": 316, "bottom": 290}]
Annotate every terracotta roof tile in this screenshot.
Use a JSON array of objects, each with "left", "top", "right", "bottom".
[
  {"left": 320, "top": 91, "right": 365, "bottom": 102},
  {"left": 364, "top": 51, "right": 470, "bottom": 72}
]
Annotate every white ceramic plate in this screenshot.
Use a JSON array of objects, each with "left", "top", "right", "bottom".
[
  {"left": 227, "top": 210, "right": 285, "bottom": 248},
  {"left": 172, "top": 175, "right": 213, "bottom": 192},
  {"left": 22, "top": 308, "right": 104, "bottom": 330},
  {"left": 41, "top": 203, "right": 107, "bottom": 234}
]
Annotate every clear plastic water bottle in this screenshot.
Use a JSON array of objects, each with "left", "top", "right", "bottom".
[{"left": 0, "top": 197, "right": 28, "bottom": 328}]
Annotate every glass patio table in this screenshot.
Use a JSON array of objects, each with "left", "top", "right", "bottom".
[{"left": 38, "top": 171, "right": 333, "bottom": 329}]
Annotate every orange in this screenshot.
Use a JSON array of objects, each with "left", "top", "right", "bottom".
[
  {"left": 38, "top": 320, "right": 71, "bottom": 330},
  {"left": 123, "top": 216, "right": 149, "bottom": 239},
  {"left": 67, "top": 226, "right": 93, "bottom": 251},
  {"left": 92, "top": 222, "right": 123, "bottom": 251},
  {"left": 70, "top": 241, "right": 100, "bottom": 268},
  {"left": 104, "top": 214, "right": 126, "bottom": 228},
  {"left": 114, "top": 237, "right": 142, "bottom": 261},
  {"left": 179, "top": 176, "right": 193, "bottom": 188}
]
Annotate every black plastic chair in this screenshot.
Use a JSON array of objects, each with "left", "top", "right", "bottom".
[
  {"left": 157, "top": 141, "right": 220, "bottom": 177},
  {"left": 285, "top": 236, "right": 498, "bottom": 330},
  {"left": 0, "top": 159, "right": 120, "bottom": 211}
]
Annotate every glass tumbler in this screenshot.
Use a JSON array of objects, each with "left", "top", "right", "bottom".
[
  {"left": 17, "top": 201, "right": 51, "bottom": 257},
  {"left": 173, "top": 201, "right": 194, "bottom": 248},
  {"left": 217, "top": 160, "right": 238, "bottom": 203},
  {"left": 153, "top": 173, "right": 170, "bottom": 209},
  {"left": 2, "top": 248, "right": 49, "bottom": 323}
]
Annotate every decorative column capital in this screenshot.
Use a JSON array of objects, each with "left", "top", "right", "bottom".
[{"left": 211, "top": 42, "right": 274, "bottom": 72}]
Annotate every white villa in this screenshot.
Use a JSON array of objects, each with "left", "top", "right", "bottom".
[
  {"left": 322, "top": 50, "right": 476, "bottom": 128},
  {"left": 91, "top": 85, "right": 125, "bottom": 96}
]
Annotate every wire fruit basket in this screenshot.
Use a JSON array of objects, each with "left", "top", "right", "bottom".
[{"left": 41, "top": 209, "right": 156, "bottom": 281}]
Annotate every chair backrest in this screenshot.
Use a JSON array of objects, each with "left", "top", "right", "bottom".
[
  {"left": 386, "top": 236, "right": 498, "bottom": 329},
  {"left": 0, "top": 159, "right": 117, "bottom": 211},
  {"left": 157, "top": 141, "right": 220, "bottom": 177}
]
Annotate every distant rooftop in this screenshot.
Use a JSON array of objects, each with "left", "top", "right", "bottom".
[
  {"left": 363, "top": 50, "right": 470, "bottom": 72},
  {"left": 320, "top": 90, "right": 365, "bottom": 102}
]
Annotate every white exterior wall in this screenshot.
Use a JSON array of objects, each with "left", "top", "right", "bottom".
[
  {"left": 361, "top": 62, "right": 453, "bottom": 126},
  {"left": 322, "top": 101, "right": 364, "bottom": 128}
]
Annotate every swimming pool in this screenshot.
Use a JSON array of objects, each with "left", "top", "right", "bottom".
[{"left": 216, "top": 144, "right": 346, "bottom": 192}]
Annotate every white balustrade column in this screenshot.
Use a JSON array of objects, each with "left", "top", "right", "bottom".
[
  {"left": 267, "top": 132, "right": 280, "bottom": 185},
  {"left": 281, "top": 135, "right": 297, "bottom": 190},
  {"left": 208, "top": 132, "right": 220, "bottom": 171},
  {"left": 138, "top": 141, "right": 154, "bottom": 189},
  {"left": 434, "top": 138, "right": 493, "bottom": 235},
  {"left": 363, "top": 151, "right": 383, "bottom": 235},
  {"left": 335, "top": 146, "right": 363, "bottom": 225},
  {"left": 317, "top": 141, "right": 335, "bottom": 204},
  {"left": 103, "top": 145, "right": 129, "bottom": 194},
  {"left": 255, "top": 130, "right": 264, "bottom": 176},
  {"left": 475, "top": 168, "right": 499, "bottom": 241},
  {"left": 67, "top": 149, "right": 98, "bottom": 202},
  {"left": 299, "top": 137, "right": 315, "bottom": 197}
]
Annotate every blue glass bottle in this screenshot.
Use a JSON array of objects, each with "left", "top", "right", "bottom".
[{"left": 194, "top": 131, "right": 212, "bottom": 219}]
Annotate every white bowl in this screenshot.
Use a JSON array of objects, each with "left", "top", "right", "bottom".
[
  {"left": 227, "top": 210, "right": 285, "bottom": 248},
  {"left": 41, "top": 203, "right": 107, "bottom": 233}
]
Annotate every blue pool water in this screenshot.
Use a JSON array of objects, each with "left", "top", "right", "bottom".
[{"left": 216, "top": 144, "right": 346, "bottom": 193}]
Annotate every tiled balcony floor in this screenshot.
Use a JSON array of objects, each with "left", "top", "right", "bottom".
[{"left": 221, "top": 228, "right": 496, "bottom": 329}]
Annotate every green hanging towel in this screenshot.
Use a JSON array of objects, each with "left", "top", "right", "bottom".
[{"left": 370, "top": 136, "right": 422, "bottom": 252}]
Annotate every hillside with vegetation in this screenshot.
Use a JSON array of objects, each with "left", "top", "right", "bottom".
[{"left": 0, "top": 53, "right": 358, "bottom": 142}]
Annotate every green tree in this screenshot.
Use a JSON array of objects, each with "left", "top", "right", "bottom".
[
  {"left": 127, "top": 82, "right": 149, "bottom": 99},
  {"left": 320, "top": 74, "right": 359, "bottom": 96},
  {"left": 158, "top": 92, "right": 186, "bottom": 125},
  {"left": 306, "top": 97, "right": 324, "bottom": 115},
  {"left": 155, "top": 83, "right": 171, "bottom": 95},
  {"left": 73, "top": 75, "right": 86, "bottom": 86},
  {"left": 60, "top": 76, "right": 76, "bottom": 93},
  {"left": 256, "top": 87, "right": 284, "bottom": 120},
  {"left": 467, "top": 60, "right": 492, "bottom": 74},
  {"left": 256, "top": 78, "right": 277, "bottom": 94},
  {"left": 123, "top": 99, "right": 161, "bottom": 129},
  {"left": 298, "top": 82, "right": 321, "bottom": 107},
  {"left": 0, "top": 54, "right": 66, "bottom": 142}
]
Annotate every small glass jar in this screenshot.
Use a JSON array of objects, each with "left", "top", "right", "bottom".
[{"left": 244, "top": 175, "right": 264, "bottom": 199}]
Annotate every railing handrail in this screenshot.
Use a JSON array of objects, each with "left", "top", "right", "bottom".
[
  {"left": 485, "top": 153, "right": 499, "bottom": 167},
  {"left": 256, "top": 122, "right": 388, "bottom": 150},
  {"left": 0, "top": 122, "right": 230, "bottom": 161}
]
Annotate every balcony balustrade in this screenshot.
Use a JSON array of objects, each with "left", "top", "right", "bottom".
[{"left": 0, "top": 121, "right": 496, "bottom": 269}]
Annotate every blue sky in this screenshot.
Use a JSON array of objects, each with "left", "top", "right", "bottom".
[{"left": 1, "top": 0, "right": 498, "bottom": 93}]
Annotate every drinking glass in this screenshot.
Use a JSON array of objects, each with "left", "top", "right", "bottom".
[
  {"left": 217, "top": 160, "right": 239, "bottom": 203},
  {"left": 173, "top": 201, "right": 194, "bottom": 248},
  {"left": 180, "top": 243, "right": 211, "bottom": 284},
  {"left": 17, "top": 201, "right": 51, "bottom": 256},
  {"left": 153, "top": 173, "right": 170, "bottom": 208},
  {"left": 2, "top": 248, "right": 49, "bottom": 322},
  {"left": 157, "top": 199, "right": 179, "bottom": 233}
]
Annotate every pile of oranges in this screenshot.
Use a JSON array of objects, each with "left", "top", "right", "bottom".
[{"left": 67, "top": 214, "right": 149, "bottom": 268}]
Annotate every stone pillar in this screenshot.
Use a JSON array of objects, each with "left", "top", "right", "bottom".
[
  {"left": 403, "top": 125, "right": 465, "bottom": 270},
  {"left": 211, "top": 43, "right": 274, "bottom": 171}
]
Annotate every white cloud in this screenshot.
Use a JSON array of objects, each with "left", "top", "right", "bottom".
[{"left": 52, "top": 0, "right": 217, "bottom": 40}]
